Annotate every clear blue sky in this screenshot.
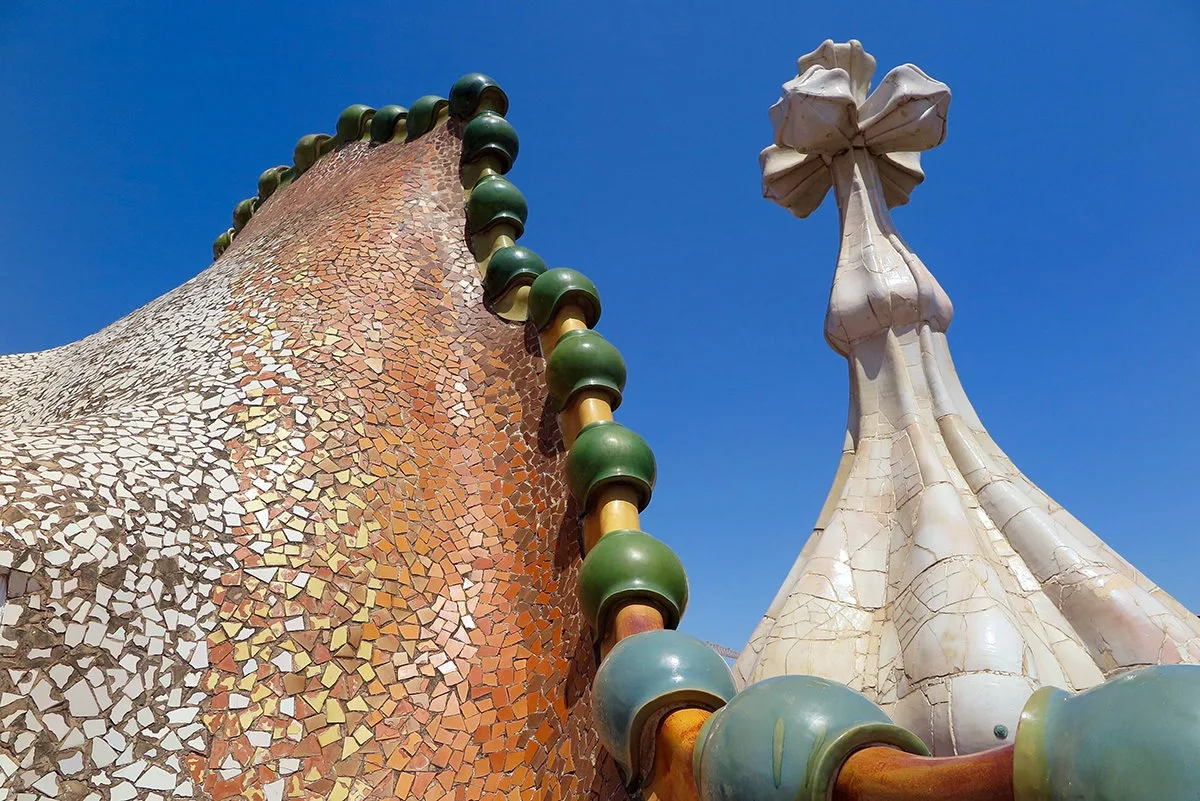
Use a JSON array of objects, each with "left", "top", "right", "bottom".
[{"left": 1, "top": 1, "right": 1197, "bottom": 651}]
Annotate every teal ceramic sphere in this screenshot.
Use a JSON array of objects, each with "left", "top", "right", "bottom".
[
  {"left": 1014, "top": 665, "right": 1200, "bottom": 801},
  {"left": 483, "top": 246, "right": 546, "bottom": 302},
  {"left": 293, "top": 133, "right": 332, "bottom": 173},
  {"left": 593, "top": 629, "right": 736, "bottom": 787},
  {"left": 695, "top": 675, "right": 929, "bottom": 801},
  {"left": 335, "top": 104, "right": 375, "bottom": 144},
  {"left": 461, "top": 111, "right": 519, "bottom": 173},
  {"left": 232, "top": 198, "right": 257, "bottom": 234},
  {"left": 465, "top": 174, "right": 528, "bottom": 238},
  {"left": 405, "top": 95, "right": 449, "bottom": 141},
  {"left": 213, "top": 229, "right": 233, "bottom": 260},
  {"left": 449, "top": 72, "right": 509, "bottom": 119},
  {"left": 256, "top": 165, "right": 292, "bottom": 202}
]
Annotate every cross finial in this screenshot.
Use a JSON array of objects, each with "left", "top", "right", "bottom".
[{"left": 761, "top": 40, "right": 951, "bottom": 217}]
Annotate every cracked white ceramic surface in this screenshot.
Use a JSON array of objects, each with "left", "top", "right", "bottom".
[{"left": 737, "top": 39, "right": 1200, "bottom": 756}]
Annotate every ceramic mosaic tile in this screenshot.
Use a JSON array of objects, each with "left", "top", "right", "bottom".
[{"left": 0, "top": 124, "right": 624, "bottom": 800}]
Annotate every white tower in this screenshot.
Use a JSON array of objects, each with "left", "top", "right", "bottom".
[{"left": 736, "top": 39, "right": 1200, "bottom": 755}]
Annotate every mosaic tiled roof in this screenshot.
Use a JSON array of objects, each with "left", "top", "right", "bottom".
[{"left": 0, "top": 78, "right": 632, "bottom": 800}]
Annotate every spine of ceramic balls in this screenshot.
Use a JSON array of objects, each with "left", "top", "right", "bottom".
[
  {"left": 530, "top": 263, "right": 725, "bottom": 792},
  {"left": 451, "top": 74, "right": 730, "bottom": 796},
  {"left": 212, "top": 93, "right": 458, "bottom": 261},
  {"left": 453, "top": 74, "right": 535, "bottom": 325},
  {"left": 451, "top": 73, "right": 687, "bottom": 650}
]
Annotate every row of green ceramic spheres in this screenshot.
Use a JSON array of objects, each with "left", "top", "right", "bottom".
[
  {"left": 211, "top": 75, "right": 505, "bottom": 259},
  {"left": 449, "top": 76, "right": 695, "bottom": 647},
  {"left": 450, "top": 74, "right": 748, "bottom": 796},
  {"left": 206, "top": 70, "right": 696, "bottom": 649}
]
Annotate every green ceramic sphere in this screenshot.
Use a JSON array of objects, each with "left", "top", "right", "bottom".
[
  {"left": 405, "top": 95, "right": 449, "bottom": 141},
  {"left": 213, "top": 229, "right": 233, "bottom": 260},
  {"left": 1014, "top": 665, "right": 1200, "bottom": 801},
  {"left": 335, "top": 104, "right": 375, "bottom": 145},
  {"left": 483, "top": 246, "right": 546, "bottom": 302},
  {"left": 449, "top": 72, "right": 509, "bottom": 119},
  {"left": 293, "top": 133, "right": 332, "bottom": 173},
  {"left": 465, "top": 174, "right": 528, "bottom": 238},
  {"left": 528, "top": 268, "right": 602, "bottom": 332},
  {"left": 545, "top": 329, "right": 626, "bottom": 411},
  {"left": 461, "top": 111, "right": 519, "bottom": 173},
  {"left": 370, "top": 105, "right": 408, "bottom": 143},
  {"left": 593, "top": 630, "right": 736, "bottom": 787},
  {"left": 566, "top": 421, "right": 656, "bottom": 513},
  {"left": 578, "top": 529, "right": 687, "bottom": 638},
  {"left": 256, "top": 166, "right": 293, "bottom": 202},
  {"left": 695, "top": 675, "right": 930, "bottom": 801},
  {"left": 232, "top": 197, "right": 257, "bottom": 234}
]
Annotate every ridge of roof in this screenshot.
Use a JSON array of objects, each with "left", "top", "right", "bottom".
[{"left": 210, "top": 73, "right": 509, "bottom": 261}]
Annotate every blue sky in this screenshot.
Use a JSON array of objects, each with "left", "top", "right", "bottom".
[{"left": 1, "top": 1, "right": 1197, "bottom": 651}]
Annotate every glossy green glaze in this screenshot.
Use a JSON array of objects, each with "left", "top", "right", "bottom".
[
  {"left": 578, "top": 529, "right": 687, "bottom": 638},
  {"left": 232, "top": 198, "right": 257, "bottom": 234},
  {"left": 694, "top": 675, "right": 930, "bottom": 801},
  {"left": 465, "top": 174, "right": 527, "bottom": 238},
  {"left": 405, "top": 95, "right": 449, "bottom": 141},
  {"left": 212, "top": 229, "right": 233, "bottom": 260},
  {"left": 1013, "top": 665, "right": 1200, "bottom": 801},
  {"left": 566, "top": 421, "right": 656, "bottom": 512},
  {"left": 256, "top": 166, "right": 293, "bottom": 202},
  {"left": 483, "top": 245, "right": 546, "bottom": 302},
  {"left": 449, "top": 72, "right": 509, "bottom": 119},
  {"left": 593, "top": 630, "right": 736, "bottom": 788},
  {"left": 545, "top": 329, "right": 627, "bottom": 411},
  {"left": 293, "top": 133, "right": 333, "bottom": 173},
  {"left": 461, "top": 112, "right": 519, "bottom": 173},
  {"left": 369, "top": 105, "right": 408, "bottom": 143},
  {"left": 334, "top": 104, "right": 375, "bottom": 145},
  {"left": 528, "top": 268, "right": 602, "bottom": 332}
]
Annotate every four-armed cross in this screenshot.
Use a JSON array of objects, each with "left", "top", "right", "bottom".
[{"left": 762, "top": 40, "right": 954, "bottom": 355}]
